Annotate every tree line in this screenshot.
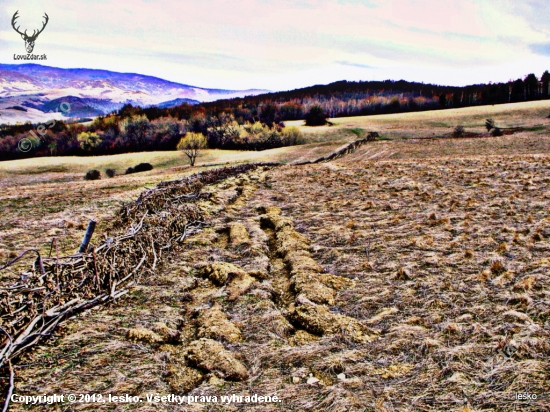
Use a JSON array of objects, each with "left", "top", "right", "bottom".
[
  {"left": 197, "top": 71, "right": 550, "bottom": 121},
  {"left": 0, "top": 111, "right": 303, "bottom": 161}
]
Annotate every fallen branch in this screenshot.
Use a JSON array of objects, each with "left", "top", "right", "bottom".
[
  {"left": 1, "top": 360, "right": 14, "bottom": 412},
  {"left": 0, "top": 249, "right": 40, "bottom": 272}
]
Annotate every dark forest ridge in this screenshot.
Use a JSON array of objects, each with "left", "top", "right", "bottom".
[{"left": 200, "top": 71, "right": 550, "bottom": 120}]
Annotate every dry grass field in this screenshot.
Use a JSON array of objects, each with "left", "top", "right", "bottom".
[
  {"left": 0, "top": 138, "right": 352, "bottom": 278},
  {"left": 1, "top": 102, "right": 549, "bottom": 411},
  {"left": 287, "top": 99, "right": 550, "bottom": 140}
]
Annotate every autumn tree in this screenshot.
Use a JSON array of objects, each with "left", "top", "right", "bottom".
[
  {"left": 205, "top": 114, "right": 241, "bottom": 148},
  {"left": 259, "top": 103, "right": 278, "bottom": 126},
  {"left": 177, "top": 132, "right": 207, "bottom": 166},
  {"left": 119, "top": 115, "right": 152, "bottom": 149},
  {"left": 77, "top": 131, "right": 102, "bottom": 151}
]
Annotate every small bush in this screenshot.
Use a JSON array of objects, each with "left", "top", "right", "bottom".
[
  {"left": 105, "top": 168, "right": 116, "bottom": 178},
  {"left": 134, "top": 162, "right": 153, "bottom": 172},
  {"left": 366, "top": 131, "right": 379, "bottom": 141},
  {"left": 84, "top": 169, "right": 101, "bottom": 180},
  {"left": 125, "top": 163, "right": 153, "bottom": 175},
  {"left": 304, "top": 105, "right": 328, "bottom": 126},
  {"left": 453, "top": 125, "right": 465, "bottom": 137},
  {"left": 491, "top": 127, "right": 503, "bottom": 136},
  {"left": 280, "top": 126, "right": 304, "bottom": 145}
]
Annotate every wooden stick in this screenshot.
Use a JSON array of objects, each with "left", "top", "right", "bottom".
[
  {"left": 1, "top": 360, "right": 14, "bottom": 412},
  {"left": 0, "top": 249, "right": 38, "bottom": 272},
  {"left": 0, "top": 327, "right": 13, "bottom": 367},
  {"left": 92, "top": 250, "right": 100, "bottom": 290},
  {"left": 78, "top": 220, "right": 97, "bottom": 253},
  {"left": 48, "top": 237, "right": 56, "bottom": 258},
  {"left": 151, "top": 238, "right": 158, "bottom": 271}
]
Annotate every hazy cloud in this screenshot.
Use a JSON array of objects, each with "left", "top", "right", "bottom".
[{"left": 336, "top": 61, "right": 376, "bottom": 69}]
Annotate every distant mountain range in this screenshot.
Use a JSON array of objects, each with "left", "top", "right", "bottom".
[{"left": 0, "top": 64, "right": 268, "bottom": 123}]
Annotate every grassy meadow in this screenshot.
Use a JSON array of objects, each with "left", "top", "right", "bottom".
[{"left": 287, "top": 99, "right": 550, "bottom": 140}]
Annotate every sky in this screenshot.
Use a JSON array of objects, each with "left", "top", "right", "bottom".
[{"left": 1, "top": 0, "right": 550, "bottom": 91}]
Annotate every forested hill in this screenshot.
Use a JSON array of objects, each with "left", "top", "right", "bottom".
[{"left": 194, "top": 72, "right": 550, "bottom": 121}]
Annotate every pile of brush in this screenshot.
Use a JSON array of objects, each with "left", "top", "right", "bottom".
[
  {"left": 295, "top": 136, "right": 375, "bottom": 165},
  {"left": 0, "top": 163, "right": 278, "bottom": 397}
]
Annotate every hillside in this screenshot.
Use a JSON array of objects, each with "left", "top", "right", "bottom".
[
  {"left": 0, "top": 103, "right": 549, "bottom": 411},
  {"left": 2, "top": 136, "right": 549, "bottom": 411},
  {"left": 0, "top": 64, "right": 267, "bottom": 123}
]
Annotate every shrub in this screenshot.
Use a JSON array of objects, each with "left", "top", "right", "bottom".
[
  {"left": 84, "top": 169, "right": 101, "bottom": 180},
  {"left": 280, "top": 126, "right": 304, "bottom": 145},
  {"left": 125, "top": 163, "right": 153, "bottom": 175},
  {"left": 134, "top": 163, "right": 153, "bottom": 172},
  {"left": 453, "top": 125, "right": 465, "bottom": 137},
  {"left": 105, "top": 168, "right": 116, "bottom": 178},
  {"left": 240, "top": 122, "right": 284, "bottom": 150},
  {"left": 206, "top": 116, "right": 241, "bottom": 149},
  {"left": 304, "top": 105, "right": 327, "bottom": 126},
  {"left": 366, "top": 131, "right": 379, "bottom": 141},
  {"left": 491, "top": 127, "right": 503, "bottom": 136}
]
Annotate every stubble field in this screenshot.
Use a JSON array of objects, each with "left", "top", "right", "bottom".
[{"left": 1, "top": 102, "right": 549, "bottom": 411}]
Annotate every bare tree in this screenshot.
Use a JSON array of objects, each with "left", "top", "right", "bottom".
[{"left": 177, "top": 132, "right": 207, "bottom": 166}]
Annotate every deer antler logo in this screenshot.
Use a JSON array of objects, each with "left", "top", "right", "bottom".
[{"left": 11, "top": 11, "right": 49, "bottom": 54}]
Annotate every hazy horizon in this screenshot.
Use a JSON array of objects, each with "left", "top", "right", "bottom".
[{"left": 2, "top": 0, "right": 550, "bottom": 91}]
